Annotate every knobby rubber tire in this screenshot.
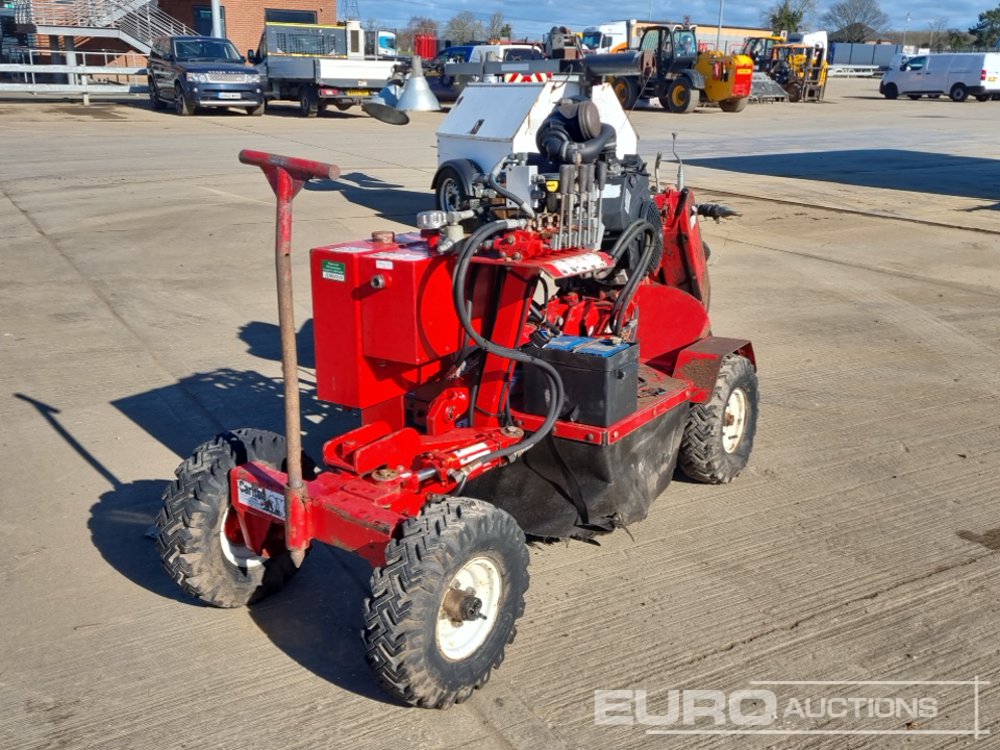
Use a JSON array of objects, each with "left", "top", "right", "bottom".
[
  {"left": 679, "top": 354, "right": 758, "bottom": 484},
  {"left": 155, "top": 428, "right": 306, "bottom": 607},
  {"left": 362, "top": 498, "right": 529, "bottom": 709}
]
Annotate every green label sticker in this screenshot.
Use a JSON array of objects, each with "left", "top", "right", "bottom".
[{"left": 322, "top": 260, "right": 346, "bottom": 282}]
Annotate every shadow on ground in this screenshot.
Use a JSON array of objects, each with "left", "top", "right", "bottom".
[
  {"left": 14, "top": 346, "right": 398, "bottom": 703},
  {"left": 688, "top": 149, "right": 1000, "bottom": 207},
  {"left": 958, "top": 528, "right": 1000, "bottom": 551},
  {"left": 112, "top": 319, "right": 355, "bottom": 461},
  {"left": 248, "top": 544, "right": 403, "bottom": 704},
  {"left": 306, "top": 170, "right": 432, "bottom": 220}
]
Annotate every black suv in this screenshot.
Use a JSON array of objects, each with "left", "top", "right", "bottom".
[{"left": 148, "top": 35, "right": 264, "bottom": 116}]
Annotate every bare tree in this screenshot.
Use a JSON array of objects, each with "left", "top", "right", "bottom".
[
  {"left": 486, "top": 12, "right": 509, "bottom": 40},
  {"left": 761, "top": 0, "right": 817, "bottom": 32},
  {"left": 927, "top": 16, "right": 948, "bottom": 50},
  {"left": 444, "top": 11, "right": 485, "bottom": 44},
  {"left": 821, "top": 0, "right": 889, "bottom": 41}
]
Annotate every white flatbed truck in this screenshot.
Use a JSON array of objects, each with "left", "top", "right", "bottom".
[{"left": 251, "top": 20, "right": 398, "bottom": 116}]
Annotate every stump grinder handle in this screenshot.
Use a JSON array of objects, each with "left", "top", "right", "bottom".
[
  {"left": 239, "top": 149, "right": 339, "bottom": 566},
  {"left": 238, "top": 149, "right": 341, "bottom": 182}
]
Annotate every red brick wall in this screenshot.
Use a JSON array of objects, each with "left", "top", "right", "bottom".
[{"left": 157, "top": 0, "right": 338, "bottom": 58}]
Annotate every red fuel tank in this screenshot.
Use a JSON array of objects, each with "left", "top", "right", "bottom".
[{"left": 310, "top": 232, "right": 467, "bottom": 426}]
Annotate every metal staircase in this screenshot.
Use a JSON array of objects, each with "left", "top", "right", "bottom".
[{"left": 14, "top": 0, "right": 195, "bottom": 54}]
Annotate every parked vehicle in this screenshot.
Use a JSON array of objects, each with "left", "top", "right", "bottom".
[
  {"left": 148, "top": 36, "right": 264, "bottom": 116},
  {"left": 581, "top": 19, "right": 660, "bottom": 53},
  {"left": 741, "top": 34, "right": 786, "bottom": 71},
  {"left": 610, "top": 25, "right": 753, "bottom": 113},
  {"left": 428, "top": 44, "right": 544, "bottom": 101},
  {"left": 365, "top": 29, "right": 397, "bottom": 58},
  {"left": 880, "top": 52, "right": 1000, "bottom": 102},
  {"left": 250, "top": 20, "right": 398, "bottom": 116},
  {"left": 768, "top": 42, "right": 829, "bottom": 101}
]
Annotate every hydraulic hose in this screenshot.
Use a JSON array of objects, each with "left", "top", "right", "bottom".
[
  {"left": 607, "top": 216, "right": 656, "bottom": 264},
  {"left": 609, "top": 220, "right": 658, "bottom": 336},
  {"left": 486, "top": 170, "right": 535, "bottom": 218},
  {"left": 537, "top": 123, "right": 616, "bottom": 166},
  {"left": 451, "top": 219, "right": 565, "bottom": 466}
]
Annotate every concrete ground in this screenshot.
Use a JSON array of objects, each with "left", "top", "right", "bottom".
[{"left": 1, "top": 78, "right": 998, "bottom": 749}]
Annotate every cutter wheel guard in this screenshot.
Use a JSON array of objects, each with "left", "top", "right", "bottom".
[{"left": 155, "top": 73, "right": 758, "bottom": 709}]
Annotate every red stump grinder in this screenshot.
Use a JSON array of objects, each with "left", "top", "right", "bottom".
[{"left": 155, "top": 91, "right": 757, "bottom": 709}]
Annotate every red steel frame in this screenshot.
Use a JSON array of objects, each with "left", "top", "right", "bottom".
[{"left": 230, "top": 150, "right": 754, "bottom": 568}]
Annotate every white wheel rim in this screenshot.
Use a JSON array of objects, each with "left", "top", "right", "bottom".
[
  {"left": 722, "top": 388, "right": 748, "bottom": 454},
  {"left": 436, "top": 556, "right": 502, "bottom": 661},
  {"left": 219, "top": 505, "right": 265, "bottom": 569}
]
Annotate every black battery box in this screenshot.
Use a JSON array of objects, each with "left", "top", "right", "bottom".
[{"left": 523, "top": 336, "right": 638, "bottom": 427}]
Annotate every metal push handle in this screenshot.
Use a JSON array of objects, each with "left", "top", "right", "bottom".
[
  {"left": 239, "top": 148, "right": 341, "bottom": 566},
  {"left": 238, "top": 149, "right": 341, "bottom": 182}
]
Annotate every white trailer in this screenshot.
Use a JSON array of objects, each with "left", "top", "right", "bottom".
[{"left": 437, "top": 79, "right": 638, "bottom": 174}]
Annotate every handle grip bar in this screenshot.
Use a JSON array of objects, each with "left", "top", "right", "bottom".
[{"left": 238, "top": 149, "right": 340, "bottom": 181}]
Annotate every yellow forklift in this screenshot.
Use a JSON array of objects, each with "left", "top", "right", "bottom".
[
  {"left": 740, "top": 34, "right": 786, "bottom": 71},
  {"left": 768, "top": 42, "right": 828, "bottom": 101}
]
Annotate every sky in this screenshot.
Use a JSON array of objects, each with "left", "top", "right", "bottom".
[{"left": 359, "top": 0, "right": 990, "bottom": 40}]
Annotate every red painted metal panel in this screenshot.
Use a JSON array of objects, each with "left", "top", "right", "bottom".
[{"left": 310, "top": 236, "right": 455, "bottom": 416}]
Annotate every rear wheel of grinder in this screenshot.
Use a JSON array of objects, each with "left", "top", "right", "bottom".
[
  {"left": 679, "top": 354, "right": 758, "bottom": 484},
  {"left": 155, "top": 428, "right": 311, "bottom": 607},
  {"left": 363, "top": 498, "right": 529, "bottom": 708}
]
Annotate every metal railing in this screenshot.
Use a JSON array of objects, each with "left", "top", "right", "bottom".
[
  {"left": 14, "top": 0, "right": 194, "bottom": 48},
  {"left": 827, "top": 64, "right": 881, "bottom": 78},
  {"left": 0, "top": 46, "right": 149, "bottom": 102}
]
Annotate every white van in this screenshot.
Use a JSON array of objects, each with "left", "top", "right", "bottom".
[{"left": 880, "top": 52, "right": 1000, "bottom": 101}]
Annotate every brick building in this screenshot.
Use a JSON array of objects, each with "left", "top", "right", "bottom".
[{"left": 158, "top": 0, "right": 338, "bottom": 58}]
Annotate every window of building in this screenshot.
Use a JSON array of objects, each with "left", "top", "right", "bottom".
[
  {"left": 193, "top": 6, "right": 226, "bottom": 37},
  {"left": 264, "top": 9, "right": 318, "bottom": 23}
]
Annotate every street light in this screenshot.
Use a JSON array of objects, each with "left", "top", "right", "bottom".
[
  {"left": 716, "top": 0, "right": 724, "bottom": 50},
  {"left": 902, "top": 12, "right": 910, "bottom": 49}
]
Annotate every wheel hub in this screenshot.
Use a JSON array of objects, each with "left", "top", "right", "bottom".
[
  {"left": 219, "top": 505, "right": 266, "bottom": 569},
  {"left": 440, "top": 179, "right": 461, "bottom": 211},
  {"left": 436, "top": 556, "right": 502, "bottom": 660},
  {"left": 442, "top": 587, "right": 486, "bottom": 622},
  {"left": 722, "top": 387, "right": 748, "bottom": 453}
]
